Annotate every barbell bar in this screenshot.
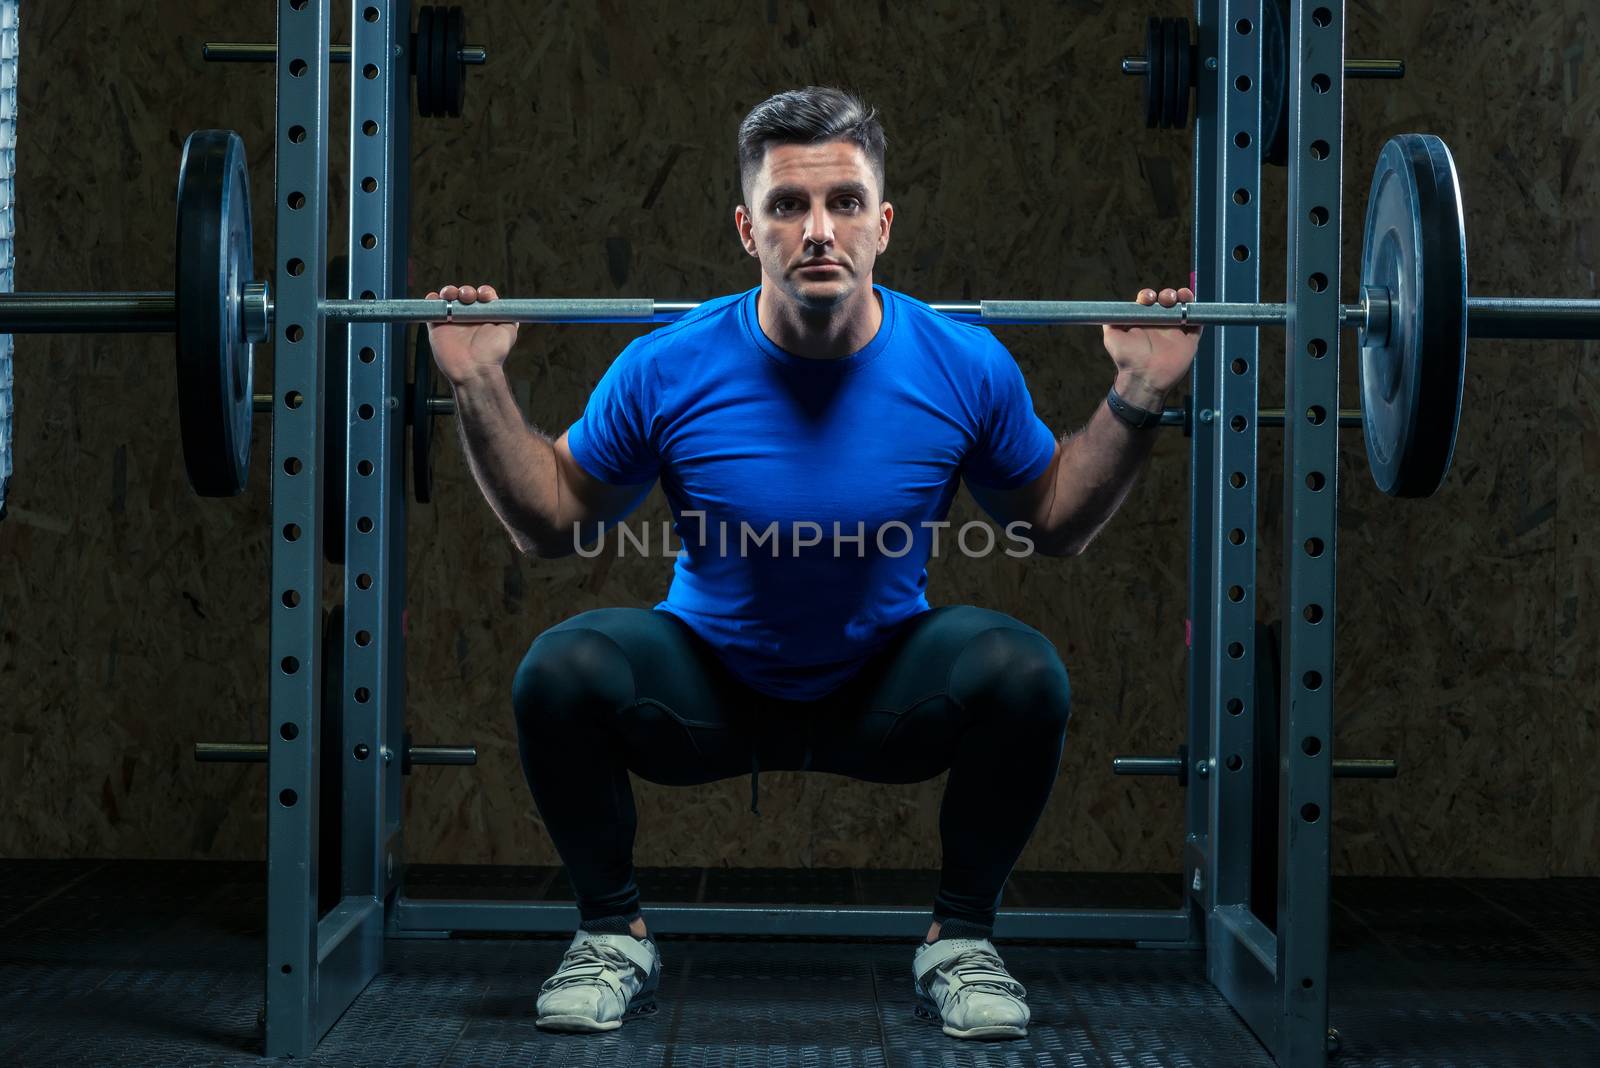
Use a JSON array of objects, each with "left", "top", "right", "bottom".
[
  {"left": 11, "top": 289, "right": 1598, "bottom": 337},
  {"left": 6, "top": 129, "right": 1600, "bottom": 502}
]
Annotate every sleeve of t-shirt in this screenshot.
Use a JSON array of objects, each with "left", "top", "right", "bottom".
[
  {"left": 962, "top": 338, "right": 1058, "bottom": 490},
  {"left": 565, "top": 338, "right": 662, "bottom": 486}
]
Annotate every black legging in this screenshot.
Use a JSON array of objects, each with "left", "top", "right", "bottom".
[{"left": 510, "top": 604, "right": 1071, "bottom": 928}]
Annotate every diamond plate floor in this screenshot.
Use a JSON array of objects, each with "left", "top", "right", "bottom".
[{"left": 0, "top": 861, "right": 1595, "bottom": 1066}]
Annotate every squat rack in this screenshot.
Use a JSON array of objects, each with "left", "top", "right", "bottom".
[{"left": 259, "top": 2, "right": 1349, "bottom": 1063}]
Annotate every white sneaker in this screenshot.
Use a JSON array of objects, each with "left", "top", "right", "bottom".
[
  {"left": 912, "top": 937, "right": 1030, "bottom": 1039},
  {"left": 535, "top": 929, "right": 662, "bottom": 1033}
]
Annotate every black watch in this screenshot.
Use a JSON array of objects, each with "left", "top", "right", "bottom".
[{"left": 1106, "top": 384, "right": 1164, "bottom": 430}]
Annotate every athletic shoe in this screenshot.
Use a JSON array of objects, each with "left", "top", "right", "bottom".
[
  {"left": 912, "top": 937, "right": 1030, "bottom": 1039},
  {"left": 534, "top": 929, "right": 661, "bottom": 1033}
]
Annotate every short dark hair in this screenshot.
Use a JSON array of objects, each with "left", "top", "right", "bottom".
[{"left": 736, "top": 86, "right": 887, "bottom": 204}]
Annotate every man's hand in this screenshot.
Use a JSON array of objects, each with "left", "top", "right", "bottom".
[{"left": 1100, "top": 286, "right": 1203, "bottom": 410}]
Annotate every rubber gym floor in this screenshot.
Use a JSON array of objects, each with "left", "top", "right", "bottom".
[{"left": 0, "top": 860, "right": 1594, "bottom": 1066}]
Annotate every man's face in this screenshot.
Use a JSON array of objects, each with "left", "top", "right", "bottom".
[{"left": 736, "top": 141, "right": 893, "bottom": 312}]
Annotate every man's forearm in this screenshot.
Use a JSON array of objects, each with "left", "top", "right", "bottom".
[
  {"left": 1043, "top": 373, "right": 1168, "bottom": 555},
  {"left": 451, "top": 369, "right": 565, "bottom": 555}
]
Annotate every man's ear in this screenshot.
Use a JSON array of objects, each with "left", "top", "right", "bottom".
[
  {"left": 877, "top": 201, "right": 894, "bottom": 254},
  {"left": 734, "top": 205, "right": 758, "bottom": 256}
]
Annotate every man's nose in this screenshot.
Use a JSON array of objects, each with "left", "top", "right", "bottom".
[{"left": 803, "top": 204, "right": 834, "bottom": 248}]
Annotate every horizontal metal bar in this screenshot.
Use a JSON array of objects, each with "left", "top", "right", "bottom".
[
  {"left": 194, "top": 742, "right": 267, "bottom": 763},
  {"left": 0, "top": 292, "right": 175, "bottom": 332},
  {"left": 1468, "top": 297, "right": 1600, "bottom": 339},
  {"left": 316, "top": 897, "right": 381, "bottom": 965},
  {"left": 1114, "top": 753, "right": 1394, "bottom": 779},
  {"left": 1333, "top": 758, "right": 1399, "bottom": 779},
  {"left": 1256, "top": 408, "right": 1363, "bottom": 428},
  {"left": 1344, "top": 59, "right": 1406, "bottom": 79},
  {"left": 1113, "top": 756, "right": 1184, "bottom": 776},
  {"left": 325, "top": 297, "right": 1324, "bottom": 328},
  {"left": 390, "top": 898, "right": 1191, "bottom": 942},
  {"left": 1215, "top": 903, "right": 1278, "bottom": 977},
  {"left": 202, "top": 42, "right": 487, "bottom": 64},
  {"left": 407, "top": 746, "right": 476, "bottom": 766},
  {"left": 1120, "top": 56, "right": 1404, "bottom": 79}
]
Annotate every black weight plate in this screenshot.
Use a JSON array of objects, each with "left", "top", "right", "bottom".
[
  {"left": 1172, "top": 17, "right": 1192, "bottom": 129},
  {"left": 1260, "top": 0, "right": 1289, "bottom": 166},
  {"left": 411, "top": 325, "right": 437, "bottom": 503},
  {"left": 1358, "top": 133, "right": 1467, "bottom": 497},
  {"left": 318, "top": 604, "right": 344, "bottom": 915},
  {"left": 1143, "top": 17, "right": 1163, "bottom": 129},
  {"left": 428, "top": 5, "right": 448, "bottom": 124},
  {"left": 1249, "top": 619, "right": 1282, "bottom": 933},
  {"left": 415, "top": 6, "right": 436, "bottom": 117},
  {"left": 443, "top": 7, "right": 465, "bottom": 117},
  {"left": 175, "top": 129, "right": 254, "bottom": 497},
  {"left": 324, "top": 257, "right": 349, "bottom": 567},
  {"left": 1161, "top": 19, "right": 1182, "bottom": 129},
  {"left": 1164, "top": 20, "right": 1190, "bottom": 131}
]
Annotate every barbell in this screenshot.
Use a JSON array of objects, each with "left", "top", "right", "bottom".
[{"left": 4, "top": 127, "right": 1599, "bottom": 504}]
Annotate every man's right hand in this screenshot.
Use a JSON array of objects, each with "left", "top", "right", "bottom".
[{"left": 426, "top": 283, "right": 520, "bottom": 387}]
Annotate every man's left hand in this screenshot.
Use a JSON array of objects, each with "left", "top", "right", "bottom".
[{"left": 1101, "top": 285, "right": 1203, "bottom": 410}]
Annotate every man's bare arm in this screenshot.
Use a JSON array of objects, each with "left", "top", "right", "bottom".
[{"left": 452, "top": 368, "right": 653, "bottom": 558}]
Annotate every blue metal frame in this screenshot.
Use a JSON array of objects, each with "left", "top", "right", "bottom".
[
  {"left": 251, "top": 3, "right": 1352, "bottom": 1063},
  {"left": 264, "top": 0, "right": 410, "bottom": 1056}
]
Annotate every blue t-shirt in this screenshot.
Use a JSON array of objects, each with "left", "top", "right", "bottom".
[{"left": 566, "top": 284, "right": 1057, "bottom": 701}]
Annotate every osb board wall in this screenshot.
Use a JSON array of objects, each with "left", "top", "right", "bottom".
[{"left": 0, "top": 1, "right": 1594, "bottom": 879}]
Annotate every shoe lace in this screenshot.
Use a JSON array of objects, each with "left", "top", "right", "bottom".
[
  {"left": 544, "top": 940, "right": 639, "bottom": 992},
  {"left": 941, "top": 946, "right": 1026, "bottom": 998}
]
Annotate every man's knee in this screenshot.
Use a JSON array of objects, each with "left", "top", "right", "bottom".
[
  {"left": 512, "top": 625, "right": 637, "bottom": 736},
  {"left": 948, "top": 627, "right": 1071, "bottom": 732}
]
